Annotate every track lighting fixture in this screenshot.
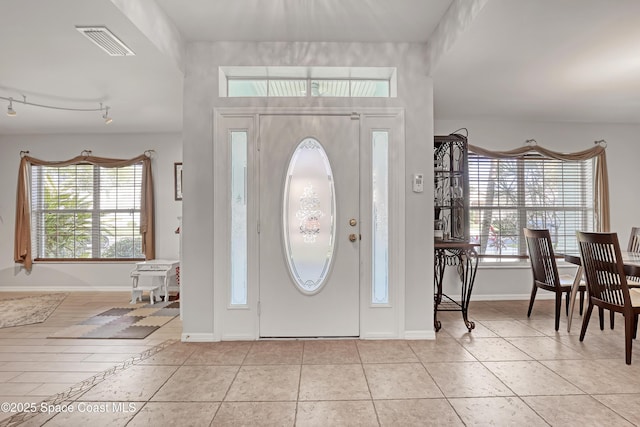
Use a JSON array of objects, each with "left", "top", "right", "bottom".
[
  {"left": 102, "top": 105, "right": 113, "bottom": 124},
  {"left": 7, "top": 98, "right": 16, "bottom": 116},
  {"left": 1, "top": 95, "right": 112, "bottom": 124}
]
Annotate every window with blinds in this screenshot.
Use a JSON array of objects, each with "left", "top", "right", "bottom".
[
  {"left": 468, "top": 153, "right": 595, "bottom": 260},
  {"left": 30, "top": 163, "right": 144, "bottom": 260}
]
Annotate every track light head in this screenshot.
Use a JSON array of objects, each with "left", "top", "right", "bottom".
[
  {"left": 7, "top": 98, "right": 16, "bottom": 116},
  {"left": 102, "top": 106, "right": 113, "bottom": 124}
]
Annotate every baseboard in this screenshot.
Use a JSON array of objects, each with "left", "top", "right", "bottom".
[
  {"left": 181, "top": 332, "right": 217, "bottom": 342},
  {"left": 359, "top": 332, "right": 398, "bottom": 340},
  {"left": 0, "top": 286, "right": 131, "bottom": 292},
  {"left": 221, "top": 334, "right": 257, "bottom": 341},
  {"left": 404, "top": 330, "right": 436, "bottom": 340}
]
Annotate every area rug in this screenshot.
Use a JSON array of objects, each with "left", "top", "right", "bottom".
[
  {"left": 49, "top": 300, "right": 179, "bottom": 339},
  {"left": 0, "top": 293, "right": 68, "bottom": 329}
]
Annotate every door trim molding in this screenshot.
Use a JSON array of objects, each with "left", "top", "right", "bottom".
[{"left": 213, "top": 107, "right": 406, "bottom": 340}]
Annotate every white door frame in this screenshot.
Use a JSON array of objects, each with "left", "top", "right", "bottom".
[{"left": 212, "top": 107, "right": 405, "bottom": 340}]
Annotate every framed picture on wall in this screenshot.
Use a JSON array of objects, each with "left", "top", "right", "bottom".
[{"left": 174, "top": 162, "right": 183, "bottom": 201}]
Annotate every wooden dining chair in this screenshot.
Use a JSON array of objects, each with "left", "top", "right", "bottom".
[
  {"left": 524, "top": 228, "right": 586, "bottom": 331},
  {"left": 627, "top": 227, "right": 640, "bottom": 287},
  {"left": 628, "top": 227, "right": 640, "bottom": 253},
  {"left": 577, "top": 231, "right": 640, "bottom": 364},
  {"left": 608, "top": 227, "right": 640, "bottom": 330}
]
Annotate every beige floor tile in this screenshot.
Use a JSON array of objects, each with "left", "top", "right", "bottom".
[
  {"left": 212, "top": 402, "right": 296, "bottom": 426},
  {"left": 481, "top": 320, "right": 547, "bottom": 337},
  {"left": 523, "top": 395, "right": 635, "bottom": 426},
  {"left": 152, "top": 365, "right": 238, "bottom": 401},
  {"left": 542, "top": 359, "right": 640, "bottom": 394},
  {"left": 0, "top": 345, "right": 72, "bottom": 353},
  {"left": 374, "top": 399, "right": 464, "bottom": 426},
  {"left": 437, "top": 317, "right": 499, "bottom": 339},
  {"left": 184, "top": 341, "right": 252, "bottom": 365},
  {"left": 593, "top": 393, "right": 640, "bottom": 426},
  {"left": 0, "top": 352, "right": 90, "bottom": 362},
  {"left": 81, "top": 353, "right": 140, "bottom": 363},
  {"left": 408, "top": 337, "right": 477, "bottom": 362},
  {"left": 296, "top": 400, "right": 378, "bottom": 427},
  {"left": 356, "top": 340, "right": 418, "bottom": 363},
  {"left": 25, "top": 382, "right": 76, "bottom": 396},
  {"left": 243, "top": 341, "right": 303, "bottom": 365},
  {"left": 127, "top": 402, "right": 218, "bottom": 427},
  {"left": 0, "top": 371, "right": 21, "bottom": 381},
  {"left": 425, "top": 361, "right": 513, "bottom": 398},
  {"left": 0, "top": 382, "right": 41, "bottom": 395},
  {"left": 77, "top": 365, "right": 179, "bottom": 401},
  {"left": 302, "top": 340, "right": 361, "bottom": 364},
  {"left": 458, "top": 337, "right": 533, "bottom": 361},
  {"left": 137, "top": 341, "right": 197, "bottom": 365},
  {"left": 484, "top": 360, "right": 584, "bottom": 396},
  {"left": 506, "top": 336, "right": 585, "bottom": 360},
  {"left": 449, "top": 396, "right": 548, "bottom": 426},
  {"left": 225, "top": 365, "right": 300, "bottom": 401},
  {"left": 364, "top": 363, "right": 442, "bottom": 399},
  {"left": 299, "top": 364, "right": 370, "bottom": 401},
  {"left": 1, "top": 295, "right": 637, "bottom": 426},
  {"left": 10, "top": 371, "right": 99, "bottom": 383},
  {"left": 0, "top": 361, "right": 115, "bottom": 372}
]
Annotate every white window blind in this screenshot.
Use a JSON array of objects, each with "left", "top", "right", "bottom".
[
  {"left": 31, "top": 163, "right": 144, "bottom": 260},
  {"left": 468, "top": 154, "right": 595, "bottom": 259}
]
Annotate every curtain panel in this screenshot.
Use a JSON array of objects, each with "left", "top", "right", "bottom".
[
  {"left": 14, "top": 153, "right": 155, "bottom": 270},
  {"left": 468, "top": 143, "right": 609, "bottom": 233}
]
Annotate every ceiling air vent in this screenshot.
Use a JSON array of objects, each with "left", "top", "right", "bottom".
[{"left": 76, "top": 26, "right": 135, "bottom": 56}]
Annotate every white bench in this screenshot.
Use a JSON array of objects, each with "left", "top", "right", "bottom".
[{"left": 130, "top": 280, "right": 161, "bottom": 304}]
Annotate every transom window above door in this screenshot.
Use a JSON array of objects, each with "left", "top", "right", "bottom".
[{"left": 220, "top": 66, "right": 396, "bottom": 98}]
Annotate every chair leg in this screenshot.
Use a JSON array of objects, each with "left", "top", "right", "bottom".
[
  {"left": 580, "top": 302, "right": 594, "bottom": 341},
  {"left": 634, "top": 314, "right": 638, "bottom": 340},
  {"left": 599, "top": 307, "right": 605, "bottom": 330},
  {"left": 579, "top": 290, "right": 585, "bottom": 315},
  {"left": 527, "top": 285, "right": 538, "bottom": 318},
  {"left": 610, "top": 310, "right": 615, "bottom": 330},
  {"left": 565, "top": 291, "right": 570, "bottom": 316},
  {"left": 555, "top": 292, "right": 562, "bottom": 331},
  {"left": 625, "top": 314, "right": 634, "bottom": 365}
]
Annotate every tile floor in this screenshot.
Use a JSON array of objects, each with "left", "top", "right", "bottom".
[{"left": 0, "top": 292, "right": 640, "bottom": 426}]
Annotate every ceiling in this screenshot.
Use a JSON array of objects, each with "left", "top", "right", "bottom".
[{"left": 1, "top": 0, "right": 639, "bottom": 135}]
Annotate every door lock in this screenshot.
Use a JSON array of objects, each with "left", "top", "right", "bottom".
[{"left": 349, "top": 218, "right": 357, "bottom": 226}]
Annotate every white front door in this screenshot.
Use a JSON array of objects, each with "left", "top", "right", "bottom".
[{"left": 259, "top": 114, "right": 360, "bottom": 337}]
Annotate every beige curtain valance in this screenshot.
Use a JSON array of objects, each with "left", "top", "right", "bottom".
[
  {"left": 468, "top": 143, "right": 609, "bottom": 232},
  {"left": 14, "top": 153, "right": 155, "bottom": 270}
]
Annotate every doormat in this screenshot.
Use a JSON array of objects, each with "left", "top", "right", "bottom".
[
  {"left": 48, "top": 300, "right": 179, "bottom": 339},
  {"left": 0, "top": 293, "right": 67, "bottom": 329}
]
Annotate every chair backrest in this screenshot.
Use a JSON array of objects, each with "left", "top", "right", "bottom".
[
  {"left": 577, "top": 231, "right": 631, "bottom": 308},
  {"left": 524, "top": 228, "right": 561, "bottom": 289},
  {"left": 628, "top": 227, "right": 640, "bottom": 253}
]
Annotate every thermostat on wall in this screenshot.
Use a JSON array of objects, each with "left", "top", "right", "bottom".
[{"left": 413, "top": 173, "right": 424, "bottom": 193}]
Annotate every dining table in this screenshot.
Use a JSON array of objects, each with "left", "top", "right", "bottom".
[{"left": 561, "top": 251, "right": 640, "bottom": 332}]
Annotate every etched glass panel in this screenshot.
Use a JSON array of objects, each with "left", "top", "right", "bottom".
[
  {"left": 231, "top": 131, "right": 248, "bottom": 305},
  {"left": 283, "top": 138, "right": 335, "bottom": 294},
  {"left": 372, "top": 131, "right": 389, "bottom": 304}
]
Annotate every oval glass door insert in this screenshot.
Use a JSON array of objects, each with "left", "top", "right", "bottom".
[{"left": 283, "top": 138, "right": 336, "bottom": 294}]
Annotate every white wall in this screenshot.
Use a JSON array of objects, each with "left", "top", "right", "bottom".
[
  {"left": 0, "top": 133, "right": 182, "bottom": 290},
  {"left": 435, "top": 119, "right": 640, "bottom": 299},
  {"left": 182, "top": 42, "right": 434, "bottom": 339}
]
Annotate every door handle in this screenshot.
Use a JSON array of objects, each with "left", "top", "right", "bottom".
[{"left": 349, "top": 233, "right": 358, "bottom": 242}]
